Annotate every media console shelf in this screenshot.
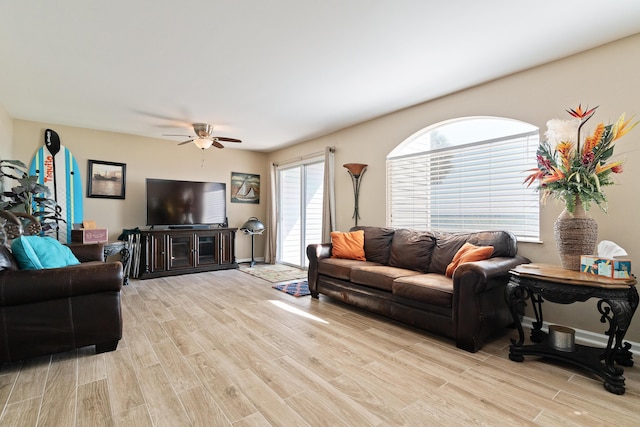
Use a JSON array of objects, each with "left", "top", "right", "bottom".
[{"left": 138, "top": 227, "right": 238, "bottom": 279}]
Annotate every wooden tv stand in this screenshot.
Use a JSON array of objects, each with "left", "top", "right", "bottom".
[{"left": 138, "top": 227, "right": 238, "bottom": 279}]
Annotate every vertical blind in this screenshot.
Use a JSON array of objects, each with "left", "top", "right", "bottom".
[
  {"left": 277, "top": 160, "right": 324, "bottom": 267},
  {"left": 387, "top": 130, "right": 540, "bottom": 240}
]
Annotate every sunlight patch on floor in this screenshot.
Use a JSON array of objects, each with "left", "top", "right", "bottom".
[{"left": 269, "top": 300, "right": 329, "bottom": 324}]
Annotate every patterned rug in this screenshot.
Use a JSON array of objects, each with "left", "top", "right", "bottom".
[
  {"left": 239, "top": 263, "right": 307, "bottom": 283},
  {"left": 272, "top": 280, "right": 311, "bottom": 297}
]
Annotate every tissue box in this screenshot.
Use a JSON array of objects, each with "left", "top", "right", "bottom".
[
  {"left": 71, "top": 228, "right": 108, "bottom": 244},
  {"left": 580, "top": 255, "right": 632, "bottom": 279}
]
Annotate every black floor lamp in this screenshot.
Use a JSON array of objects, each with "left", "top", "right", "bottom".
[
  {"left": 343, "top": 163, "right": 368, "bottom": 226},
  {"left": 240, "top": 217, "right": 265, "bottom": 267}
]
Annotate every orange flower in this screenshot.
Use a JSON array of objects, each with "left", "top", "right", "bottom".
[
  {"left": 596, "top": 160, "right": 623, "bottom": 174},
  {"left": 567, "top": 104, "right": 598, "bottom": 120},
  {"left": 523, "top": 168, "right": 545, "bottom": 187},
  {"left": 556, "top": 141, "right": 574, "bottom": 170},
  {"left": 542, "top": 167, "right": 565, "bottom": 184},
  {"left": 612, "top": 113, "right": 638, "bottom": 141},
  {"left": 583, "top": 123, "right": 604, "bottom": 154}
]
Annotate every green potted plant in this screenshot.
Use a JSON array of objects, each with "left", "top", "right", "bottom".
[{"left": 0, "top": 159, "right": 63, "bottom": 234}]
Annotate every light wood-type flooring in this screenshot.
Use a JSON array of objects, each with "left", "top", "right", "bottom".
[{"left": 1, "top": 267, "right": 639, "bottom": 426}]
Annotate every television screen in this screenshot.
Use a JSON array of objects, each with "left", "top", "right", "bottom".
[{"left": 146, "top": 178, "right": 226, "bottom": 226}]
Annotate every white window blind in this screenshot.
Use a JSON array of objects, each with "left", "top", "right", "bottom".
[
  {"left": 387, "top": 126, "right": 540, "bottom": 240},
  {"left": 277, "top": 160, "right": 324, "bottom": 267}
]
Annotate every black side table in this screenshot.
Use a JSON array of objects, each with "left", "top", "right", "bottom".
[
  {"left": 506, "top": 264, "right": 638, "bottom": 395},
  {"left": 104, "top": 241, "right": 131, "bottom": 285}
]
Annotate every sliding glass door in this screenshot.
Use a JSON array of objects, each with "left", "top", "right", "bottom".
[{"left": 277, "top": 160, "right": 324, "bottom": 268}]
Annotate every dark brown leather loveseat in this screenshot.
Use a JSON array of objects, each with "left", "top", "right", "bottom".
[
  {"left": 0, "top": 243, "right": 123, "bottom": 363},
  {"left": 307, "top": 226, "right": 529, "bottom": 352}
]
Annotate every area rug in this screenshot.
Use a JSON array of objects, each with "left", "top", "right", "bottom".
[
  {"left": 272, "top": 280, "right": 310, "bottom": 297},
  {"left": 240, "top": 263, "right": 307, "bottom": 283}
]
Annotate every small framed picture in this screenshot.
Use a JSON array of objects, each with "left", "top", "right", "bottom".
[
  {"left": 87, "top": 160, "right": 126, "bottom": 199},
  {"left": 231, "top": 172, "right": 260, "bottom": 204}
]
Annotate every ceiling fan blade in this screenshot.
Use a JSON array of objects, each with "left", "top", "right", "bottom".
[
  {"left": 212, "top": 140, "right": 225, "bottom": 149},
  {"left": 178, "top": 139, "right": 194, "bottom": 145},
  {"left": 214, "top": 137, "right": 241, "bottom": 143}
]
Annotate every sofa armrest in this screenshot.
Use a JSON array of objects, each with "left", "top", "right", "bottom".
[
  {"left": 453, "top": 255, "right": 529, "bottom": 352},
  {"left": 306, "top": 243, "right": 332, "bottom": 298},
  {"left": 0, "top": 262, "right": 123, "bottom": 307},
  {"left": 307, "top": 243, "right": 332, "bottom": 262},
  {"left": 453, "top": 255, "right": 530, "bottom": 294},
  {"left": 67, "top": 243, "right": 106, "bottom": 262}
]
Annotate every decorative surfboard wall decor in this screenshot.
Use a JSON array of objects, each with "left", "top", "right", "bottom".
[{"left": 29, "top": 129, "right": 84, "bottom": 243}]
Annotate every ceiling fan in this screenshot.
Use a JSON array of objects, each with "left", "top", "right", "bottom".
[{"left": 163, "top": 123, "right": 241, "bottom": 150}]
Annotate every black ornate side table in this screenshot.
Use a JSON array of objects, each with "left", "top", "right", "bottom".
[
  {"left": 104, "top": 241, "right": 131, "bottom": 285},
  {"left": 506, "top": 264, "right": 638, "bottom": 395}
]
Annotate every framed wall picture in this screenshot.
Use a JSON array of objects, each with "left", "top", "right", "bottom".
[
  {"left": 231, "top": 172, "right": 260, "bottom": 204},
  {"left": 87, "top": 160, "right": 126, "bottom": 199}
]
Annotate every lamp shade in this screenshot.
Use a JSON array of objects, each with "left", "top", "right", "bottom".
[
  {"left": 343, "top": 163, "right": 368, "bottom": 177},
  {"left": 240, "top": 217, "right": 265, "bottom": 234}
]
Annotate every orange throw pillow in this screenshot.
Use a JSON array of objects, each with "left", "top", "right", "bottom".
[
  {"left": 331, "top": 230, "right": 366, "bottom": 261},
  {"left": 445, "top": 242, "right": 494, "bottom": 278}
]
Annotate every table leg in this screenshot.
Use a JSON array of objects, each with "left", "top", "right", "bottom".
[
  {"left": 529, "top": 293, "right": 545, "bottom": 343},
  {"left": 613, "top": 286, "right": 639, "bottom": 367},
  {"left": 120, "top": 246, "right": 130, "bottom": 285},
  {"left": 597, "top": 290, "right": 637, "bottom": 372},
  {"left": 506, "top": 282, "right": 526, "bottom": 361}
]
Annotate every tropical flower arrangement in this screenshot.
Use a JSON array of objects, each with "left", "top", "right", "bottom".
[{"left": 524, "top": 105, "right": 637, "bottom": 214}]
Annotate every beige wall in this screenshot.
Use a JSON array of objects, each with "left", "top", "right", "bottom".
[
  {"left": 0, "top": 104, "right": 14, "bottom": 195},
  {"left": 268, "top": 33, "right": 640, "bottom": 341},
  {"left": 11, "top": 120, "right": 268, "bottom": 261},
  {"left": 0, "top": 104, "right": 13, "bottom": 160}
]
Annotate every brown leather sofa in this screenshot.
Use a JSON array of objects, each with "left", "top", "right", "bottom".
[
  {"left": 307, "top": 226, "right": 529, "bottom": 352},
  {"left": 0, "top": 243, "right": 123, "bottom": 363}
]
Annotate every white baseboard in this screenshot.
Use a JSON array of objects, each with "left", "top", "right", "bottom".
[{"left": 521, "top": 316, "right": 639, "bottom": 356}]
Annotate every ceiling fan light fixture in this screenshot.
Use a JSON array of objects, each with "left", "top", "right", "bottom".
[
  {"left": 194, "top": 138, "right": 213, "bottom": 149},
  {"left": 165, "top": 122, "right": 241, "bottom": 150}
]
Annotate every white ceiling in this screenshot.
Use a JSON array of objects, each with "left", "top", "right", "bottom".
[{"left": 2, "top": 1, "right": 640, "bottom": 152}]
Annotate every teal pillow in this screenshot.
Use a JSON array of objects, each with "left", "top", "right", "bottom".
[{"left": 11, "top": 236, "right": 81, "bottom": 270}]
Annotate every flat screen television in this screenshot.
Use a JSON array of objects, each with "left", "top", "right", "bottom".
[{"left": 146, "top": 178, "right": 227, "bottom": 227}]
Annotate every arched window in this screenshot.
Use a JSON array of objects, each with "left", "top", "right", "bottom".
[{"left": 387, "top": 117, "right": 539, "bottom": 240}]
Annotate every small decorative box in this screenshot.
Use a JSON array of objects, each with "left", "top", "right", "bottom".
[
  {"left": 580, "top": 255, "right": 632, "bottom": 279},
  {"left": 71, "top": 228, "right": 108, "bottom": 244}
]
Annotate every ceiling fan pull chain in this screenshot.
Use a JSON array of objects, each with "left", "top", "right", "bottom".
[{"left": 201, "top": 150, "right": 205, "bottom": 168}]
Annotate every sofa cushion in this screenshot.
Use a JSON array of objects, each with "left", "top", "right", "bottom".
[
  {"left": 351, "top": 226, "right": 395, "bottom": 264},
  {"left": 331, "top": 230, "right": 366, "bottom": 261},
  {"left": 429, "top": 230, "right": 516, "bottom": 274},
  {"left": 387, "top": 229, "right": 436, "bottom": 273},
  {"left": 318, "top": 258, "right": 381, "bottom": 280},
  {"left": 392, "top": 274, "right": 453, "bottom": 307},
  {"left": 468, "top": 231, "right": 516, "bottom": 257},
  {"left": 351, "top": 265, "right": 421, "bottom": 292},
  {"left": 445, "top": 242, "right": 494, "bottom": 278},
  {"left": 11, "top": 236, "right": 81, "bottom": 270}
]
